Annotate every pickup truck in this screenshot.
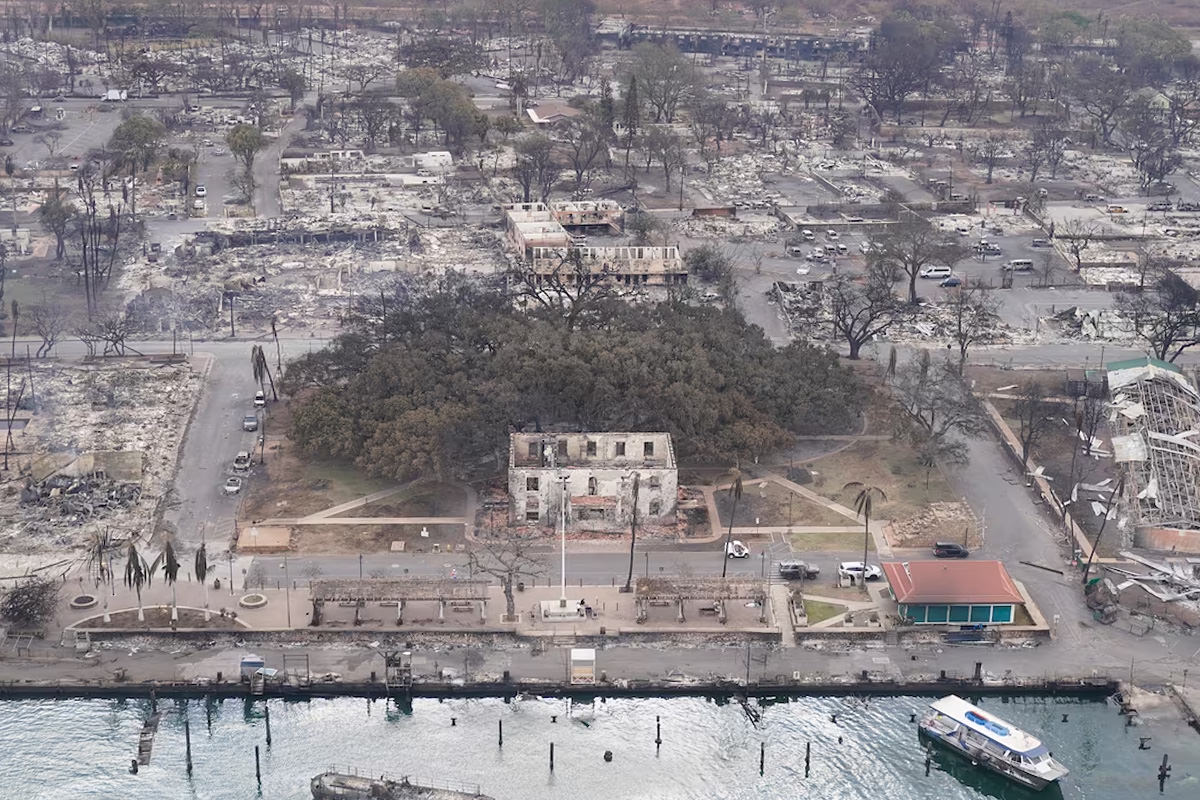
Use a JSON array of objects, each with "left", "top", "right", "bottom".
[{"left": 778, "top": 560, "right": 820, "bottom": 580}]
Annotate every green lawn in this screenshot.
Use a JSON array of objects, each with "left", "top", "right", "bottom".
[
  {"left": 803, "top": 600, "right": 847, "bottom": 626},
  {"left": 301, "top": 460, "right": 397, "bottom": 504},
  {"left": 788, "top": 530, "right": 874, "bottom": 553}
]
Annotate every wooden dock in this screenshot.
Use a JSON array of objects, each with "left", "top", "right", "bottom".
[{"left": 136, "top": 712, "right": 162, "bottom": 766}]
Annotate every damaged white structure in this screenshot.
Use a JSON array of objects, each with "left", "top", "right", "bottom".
[
  {"left": 502, "top": 202, "right": 686, "bottom": 286},
  {"left": 508, "top": 432, "right": 677, "bottom": 532},
  {"left": 1108, "top": 357, "right": 1200, "bottom": 552}
]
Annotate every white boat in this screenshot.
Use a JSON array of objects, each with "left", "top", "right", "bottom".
[{"left": 919, "top": 695, "right": 1070, "bottom": 790}]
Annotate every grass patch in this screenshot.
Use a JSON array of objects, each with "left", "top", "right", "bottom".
[
  {"left": 803, "top": 600, "right": 846, "bottom": 625},
  {"left": 301, "top": 460, "right": 395, "bottom": 505},
  {"left": 716, "top": 480, "right": 854, "bottom": 528},
  {"left": 788, "top": 530, "right": 874, "bottom": 553},
  {"left": 803, "top": 438, "right": 966, "bottom": 532}
]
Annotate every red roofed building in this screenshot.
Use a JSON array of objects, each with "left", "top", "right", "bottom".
[{"left": 882, "top": 560, "right": 1024, "bottom": 625}]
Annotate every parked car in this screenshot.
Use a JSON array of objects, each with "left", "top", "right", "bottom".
[
  {"left": 919, "top": 265, "right": 952, "bottom": 279},
  {"left": 801, "top": 229, "right": 815, "bottom": 241},
  {"left": 826, "top": 230, "right": 839, "bottom": 240},
  {"left": 933, "top": 541, "right": 970, "bottom": 558},
  {"left": 223, "top": 476, "right": 243, "bottom": 495},
  {"left": 778, "top": 560, "right": 820, "bottom": 580},
  {"left": 194, "top": 185, "right": 207, "bottom": 197},
  {"left": 1148, "top": 201, "right": 1173, "bottom": 212},
  {"left": 232, "top": 451, "right": 251, "bottom": 471},
  {"left": 1031, "top": 238, "right": 1051, "bottom": 248},
  {"left": 0, "top": 137, "right": 12, "bottom": 146},
  {"left": 838, "top": 561, "right": 882, "bottom": 580},
  {"left": 1177, "top": 202, "right": 1200, "bottom": 212},
  {"left": 1003, "top": 259, "right": 1034, "bottom": 273},
  {"left": 939, "top": 275, "right": 963, "bottom": 287},
  {"left": 242, "top": 415, "right": 259, "bottom": 432},
  {"left": 725, "top": 540, "right": 750, "bottom": 559},
  {"left": 254, "top": 390, "right": 266, "bottom": 408}
]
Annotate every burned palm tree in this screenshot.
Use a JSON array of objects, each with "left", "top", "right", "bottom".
[
  {"left": 250, "top": 343, "right": 277, "bottom": 401},
  {"left": 194, "top": 541, "right": 212, "bottom": 622},
  {"left": 623, "top": 473, "right": 640, "bottom": 593},
  {"left": 160, "top": 540, "right": 181, "bottom": 622},
  {"left": 85, "top": 529, "right": 115, "bottom": 623},
  {"left": 123, "top": 542, "right": 160, "bottom": 623},
  {"left": 721, "top": 469, "right": 743, "bottom": 579}
]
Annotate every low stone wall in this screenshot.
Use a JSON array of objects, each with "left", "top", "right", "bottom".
[{"left": 1135, "top": 526, "right": 1200, "bottom": 554}]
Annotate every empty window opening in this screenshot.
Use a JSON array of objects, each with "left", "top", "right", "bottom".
[
  {"left": 615, "top": 441, "right": 626, "bottom": 457},
  {"left": 588, "top": 477, "right": 598, "bottom": 495},
  {"left": 644, "top": 441, "right": 655, "bottom": 457},
  {"left": 586, "top": 440, "right": 597, "bottom": 456},
  {"left": 526, "top": 477, "right": 539, "bottom": 491}
]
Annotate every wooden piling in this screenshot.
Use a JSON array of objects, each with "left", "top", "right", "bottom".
[
  {"left": 255, "top": 745, "right": 261, "bottom": 785},
  {"left": 805, "top": 741, "right": 811, "bottom": 778},
  {"left": 759, "top": 741, "right": 764, "bottom": 776},
  {"left": 264, "top": 703, "right": 272, "bottom": 747},
  {"left": 184, "top": 716, "right": 193, "bottom": 775},
  {"left": 655, "top": 715, "right": 662, "bottom": 749},
  {"left": 550, "top": 742, "right": 555, "bottom": 772},
  {"left": 498, "top": 719, "right": 503, "bottom": 746}
]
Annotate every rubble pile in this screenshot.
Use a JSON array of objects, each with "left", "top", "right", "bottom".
[
  {"left": 691, "top": 153, "right": 792, "bottom": 207},
  {"left": 20, "top": 475, "right": 142, "bottom": 519},
  {"left": 677, "top": 213, "right": 784, "bottom": 240},
  {"left": 1040, "top": 306, "right": 1134, "bottom": 342},
  {"left": 127, "top": 229, "right": 506, "bottom": 332},
  {"left": 889, "top": 501, "right": 976, "bottom": 546},
  {"left": 0, "top": 360, "right": 201, "bottom": 554}
]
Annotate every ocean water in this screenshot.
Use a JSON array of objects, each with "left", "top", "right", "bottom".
[{"left": 0, "top": 694, "right": 1197, "bottom": 799}]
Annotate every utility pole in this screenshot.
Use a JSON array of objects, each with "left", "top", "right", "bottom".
[{"left": 559, "top": 474, "right": 568, "bottom": 604}]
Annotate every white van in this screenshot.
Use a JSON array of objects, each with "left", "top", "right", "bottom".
[
  {"left": 1004, "top": 259, "right": 1034, "bottom": 273},
  {"left": 919, "top": 265, "right": 952, "bottom": 279}
]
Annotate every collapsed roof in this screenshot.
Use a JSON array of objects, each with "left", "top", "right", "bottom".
[{"left": 1108, "top": 357, "right": 1200, "bottom": 530}]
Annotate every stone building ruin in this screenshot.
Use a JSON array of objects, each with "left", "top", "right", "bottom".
[{"left": 508, "top": 432, "right": 678, "bottom": 532}]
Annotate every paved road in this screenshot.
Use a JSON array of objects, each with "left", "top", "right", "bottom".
[
  {"left": 252, "top": 95, "right": 312, "bottom": 217},
  {"left": 157, "top": 337, "right": 328, "bottom": 549},
  {"left": 248, "top": 544, "right": 864, "bottom": 590}
]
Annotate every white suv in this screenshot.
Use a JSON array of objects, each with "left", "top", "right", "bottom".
[{"left": 838, "top": 561, "right": 882, "bottom": 580}]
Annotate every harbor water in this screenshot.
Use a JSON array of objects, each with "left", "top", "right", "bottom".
[{"left": 0, "top": 693, "right": 1197, "bottom": 799}]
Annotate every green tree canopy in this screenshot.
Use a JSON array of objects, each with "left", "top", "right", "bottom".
[
  {"left": 284, "top": 277, "right": 862, "bottom": 481},
  {"left": 108, "top": 114, "right": 166, "bottom": 172}
]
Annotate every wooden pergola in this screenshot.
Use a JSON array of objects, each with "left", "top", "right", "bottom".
[
  {"left": 309, "top": 578, "right": 490, "bottom": 625},
  {"left": 634, "top": 576, "right": 769, "bottom": 624}
]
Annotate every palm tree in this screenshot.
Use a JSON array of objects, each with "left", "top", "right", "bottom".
[
  {"left": 250, "top": 344, "right": 276, "bottom": 400},
  {"left": 843, "top": 482, "right": 886, "bottom": 593},
  {"left": 194, "top": 541, "right": 211, "bottom": 622},
  {"left": 123, "top": 542, "right": 160, "bottom": 623},
  {"left": 85, "top": 529, "right": 115, "bottom": 623},
  {"left": 721, "top": 470, "right": 744, "bottom": 579},
  {"left": 623, "top": 473, "right": 640, "bottom": 593},
  {"left": 160, "top": 541, "right": 181, "bottom": 622}
]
